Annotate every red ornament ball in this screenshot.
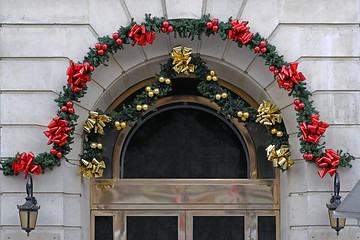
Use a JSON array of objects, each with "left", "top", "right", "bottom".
[
  {"left": 101, "top": 44, "right": 108, "bottom": 50},
  {"left": 167, "top": 26, "right": 174, "bottom": 32},
  {"left": 254, "top": 46, "right": 260, "bottom": 52},
  {"left": 116, "top": 38, "right": 123, "bottom": 45},
  {"left": 260, "top": 41, "right": 267, "bottom": 47},
  {"left": 163, "top": 21, "right": 169, "bottom": 28},
  {"left": 294, "top": 99, "right": 301, "bottom": 105},
  {"left": 269, "top": 66, "right": 275, "bottom": 71},
  {"left": 260, "top": 47, "right": 267, "bottom": 53},
  {"left": 274, "top": 69, "right": 279, "bottom": 75},
  {"left": 307, "top": 154, "right": 313, "bottom": 160},
  {"left": 61, "top": 106, "right": 68, "bottom": 112},
  {"left": 56, "top": 152, "right": 62, "bottom": 158},
  {"left": 212, "top": 26, "right": 218, "bottom": 32},
  {"left": 98, "top": 49, "right": 104, "bottom": 55},
  {"left": 303, "top": 154, "right": 308, "bottom": 159},
  {"left": 161, "top": 27, "right": 167, "bottom": 33},
  {"left": 212, "top": 19, "right": 218, "bottom": 25},
  {"left": 294, "top": 106, "right": 300, "bottom": 111},
  {"left": 89, "top": 66, "right": 94, "bottom": 72},
  {"left": 112, "top": 33, "right": 119, "bottom": 39},
  {"left": 50, "top": 149, "right": 57, "bottom": 155},
  {"left": 67, "top": 101, "right": 73, "bottom": 107},
  {"left": 206, "top": 22, "right": 213, "bottom": 29},
  {"left": 83, "top": 62, "right": 90, "bottom": 69},
  {"left": 299, "top": 103, "right": 305, "bottom": 109},
  {"left": 68, "top": 108, "right": 74, "bottom": 114},
  {"left": 95, "top": 43, "right": 101, "bottom": 50}
]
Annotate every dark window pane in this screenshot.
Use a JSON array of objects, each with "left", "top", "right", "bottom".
[
  {"left": 258, "top": 216, "right": 276, "bottom": 240},
  {"left": 193, "top": 216, "right": 244, "bottom": 240},
  {"left": 95, "top": 216, "right": 113, "bottom": 240},
  {"left": 122, "top": 106, "right": 248, "bottom": 178},
  {"left": 127, "top": 216, "right": 178, "bottom": 240}
]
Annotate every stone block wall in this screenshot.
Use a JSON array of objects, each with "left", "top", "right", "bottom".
[{"left": 0, "top": 0, "right": 359, "bottom": 239}]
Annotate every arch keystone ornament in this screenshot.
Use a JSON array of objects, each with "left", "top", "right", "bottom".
[{"left": 0, "top": 14, "right": 354, "bottom": 180}]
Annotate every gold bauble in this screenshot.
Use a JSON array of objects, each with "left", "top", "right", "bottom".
[
  {"left": 97, "top": 143, "right": 103, "bottom": 149},
  {"left": 120, "top": 122, "right": 126, "bottom": 128},
  {"left": 237, "top": 111, "right": 243, "bottom": 117},
  {"left": 116, "top": 127, "right": 122, "bottom": 131},
  {"left": 212, "top": 76, "right": 218, "bottom": 81},
  {"left": 136, "top": 105, "right": 142, "bottom": 111},
  {"left": 271, "top": 128, "right": 278, "bottom": 134},
  {"left": 154, "top": 88, "right": 160, "bottom": 94},
  {"left": 277, "top": 131, "right": 283, "bottom": 137},
  {"left": 165, "top": 78, "right": 171, "bottom": 84},
  {"left": 241, "top": 117, "right": 247, "bottom": 121},
  {"left": 243, "top": 112, "right": 249, "bottom": 118},
  {"left": 159, "top": 76, "right": 165, "bottom": 82},
  {"left": 90, "top": 143, "right": 97, "bottom": 149},
  {"left": 142, "top": 104, "right": 149, "bottom": 111},
  {"left": 210, "top": 70, "right": 216, "bottom": 76},
  {"left": 206, "top": 75, "right": 212, "bottom": 81},
  {"left": 148, "top": 91, "right": 154, "bottom": 97},
  {"left": 145, "top": 86, "right": 151, "bottom": 92},
  {"left": 215, "top": 94, "right": 221, "bottom": 100},
  {"left": 114, "top": 121, "right": 120, "bottom": 127},
  {"left": 222, "top": 93, "right": 228, "bottom": 98}
]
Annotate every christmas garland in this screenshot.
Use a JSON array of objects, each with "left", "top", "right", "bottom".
[{"left": 0, "top": 14, "right": 353, "bottom": 179}]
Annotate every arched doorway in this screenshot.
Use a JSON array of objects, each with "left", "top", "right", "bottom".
[{"left": 90, "top": 75, "right": 280, "bottom": 240}]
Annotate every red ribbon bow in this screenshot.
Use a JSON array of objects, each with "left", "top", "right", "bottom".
[
  {"left": 228, "top": 19, "right": 253, "bottom": 44},
  {"left": 299, "top": 115, "right": 329, "bottom": 143},
  {"left": 12, "top": 152, "right": 41, "bottom": 179},
  {"left": 277, "top": 62, "right": 306, "bottom": 91},
  {"left": 66, "top": 60, "right": 91, "bottom": 92},
  {"left": 315, "top": 149, "right": 340, "bottom": 178},
  {"left": 128, "top": 24, "right": 155, "bottom": 47},
  {"left": 44, "top": 117, "right": 72, "bottom": 146}
]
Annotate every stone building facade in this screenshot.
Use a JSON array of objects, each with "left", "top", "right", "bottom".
[{"left": 0, "top": 0, "right": 359, "bottom": 239}]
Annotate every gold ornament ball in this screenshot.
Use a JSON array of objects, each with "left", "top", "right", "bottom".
[
  {"left": 277, "top": 131, "right": 283, "bottom": 137},
  {"left": 148, "top": 91, "right": 154, "bottom": 97},
  {"left": 206, "top": 75, "right": 212, "bottom": 81},
  {"left": 210, "top": 70, "right": 216, "bottom": 76},
  {"left": 145, "top": 86, "right": 151, "bottom": 92},
  {"left": 237, "top": 111, "right": 243, "bottom": 117},
  {"left": 90, "top": 143, "right": 97, "bottom": 149},
  {"left": 136, "top": 105, "right": 142, "bottom": 111},
  {"left": 97, "top": 143, "right": 103, "bottom": 149},
  {"left": 215, "top": 94, "right": 221, "bottom": 100},
  {"left": 212, "top": 76, "right": 218, "bottom": 81},
  {"left": 116, "top": 127, "right": 122, "bottom": 131},
  {"left": 165, "top": 78, "right": 171, "bottom": 84},
  {"left": 241, "top": 117, "right": 247, "bottom": 121},
  {"left": 114, "top": 121, "right": 120, "bottom": 127},
  {"left": 243, "top": 112, "right": 249, "bottom": 118},
  {"left": 222, "top": 93, "right": 228, "bottom": 98},
  {"left": 120, "top": 122, "right": 126, "bottom": 128},
  {"left": 271, "top": 128, "right": 278, "bottom": 134},
  {"left": 159, "top": 76, "right": 165, "bottom": 82},
  {"left": 142, "top": 104, "right": 149, "bottom": 111},
  {"left": 154, "top": 88, "right": 160, "bottom": 95}
]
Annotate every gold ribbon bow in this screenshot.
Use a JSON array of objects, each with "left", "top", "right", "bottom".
[
  {"left": 78, "top": 158, "right": 106, "bottom": 179},
  {"left": 83, "top": 111, "right": 112, "bottom": 135},
  {"left": 171, "top": 46, "right": 195, "bottom": 75},
  {"left": 255, "top": 100, "right": 282, "bottom": 125},
  {"left": 266, "top": 145, "right": 294, "bottom": 170}
]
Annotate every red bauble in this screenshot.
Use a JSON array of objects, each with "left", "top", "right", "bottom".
[
  {"left": 161, "top": 27, "right": 167, "bottom": 33},
  {"left": 163, "top": 21, "right": 169, "bottom": 28},
  {"left": 95, "top": 43, "right": 101, "bottom": 50},
  {"left": 260, "top": 41, "right": 267, "bottom": 47},
  {"left": 212, "top": 26, "right": 218, "bottom": 32},
  {"left": 294, "top": 106, "right": 300, "bottom": 111},
  {"left": 307, "top": 154, "right": 313, "bottom": 160},
  {"left": 83, "top": 62, "right": 90, "bottom": 69},
  {"left": 260, "top": 47, "right": 267, "bottom": 53},
  {"left": 67, "top": 101, "right": 73, "bottom": 107},
  {"left": 68, "top": 108, "right": 74, "bottom": 114},
  {"left": 112, "top": 33, "right": 119, "bottom": 39},
  {"left": 61, "top": 106, "right": 68, "bottom": 112},
  {"left": 269, "top": 66, "right": 275, "bottom": 71},
  {"left": 212, "top": 19, "right": 218, "bottom": 25},
  {"left": 299, "top": 103, "right": 305, "bottom": 109},
  {"left": 254, "top": 46, "right": 260, "bottom": 52},
  {"left": 98, "top": 50, "right": 104, "bottom": 55},
  {"left": 50, "top": 149, "right": 57, "bottom": 155},
  {"left": 101, "top": 44, "right": 108, "bottom": 50},
  {"left": 56, "top": 152, "right": 62, "bottom": 158},
  {"left": 116, "top": 38, "right": 123, "bottom": 45},
  {"left": 206, "top": 22, "right": 213, "bottom": 29},
  {"left": 274, "top": 70, "right": 279, "bottom": 75},
  {"left": 89, "top": 66, "right": 94, "bottom": 72},
  {"left": 167, "top": 26, "right": 174, "bottom": 32},
  {"left": 303, "top": 154, "right": 308, "bottom": 159},
  {"left": 294, "top": 99, "right": 301, "bottom": 105}
]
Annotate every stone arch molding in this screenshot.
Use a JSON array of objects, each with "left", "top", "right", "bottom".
[{"left": 1, "top": 14, "right": 353, "bottom": 179}]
